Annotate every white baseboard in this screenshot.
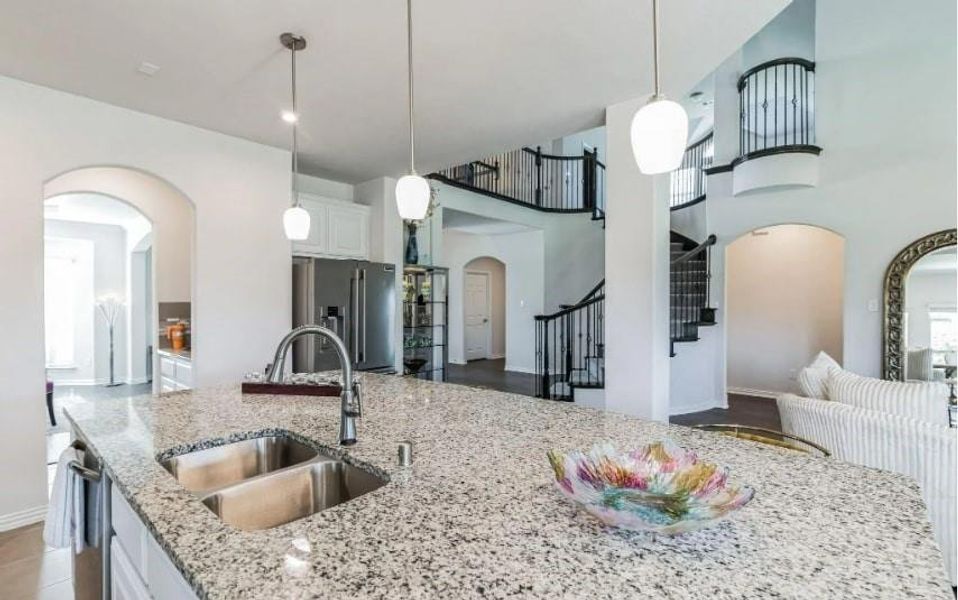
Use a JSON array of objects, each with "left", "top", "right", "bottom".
[
  {"left": 504, "top": 364, "right": 536, "bottom": 375},
  {"left": 0, "top": 504, "right": 47, "bottom": 532},
  {"left": 125, "top": 376, "right": 150, "bottom": 385},
  {"left": 727, "top": 386, "right": 780, "bottom": 400},
  {"left": 488, "top": 353, "right": 505, "bottom": 360},
  {"left": 51, "top": 378, "right": 101, "bottom": 386},
  {"left": 448, "top": 358, "right": 467, "bottom": 366}
]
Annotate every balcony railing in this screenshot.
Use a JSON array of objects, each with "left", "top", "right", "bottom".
[
  {"left": 736, "top": 58, "right": 821, "bottom": 165},
  {"left": 670, "top": 133, "right": 713, "bottom": 210},
  {"left": 429, "top": 147, "right": 606, "bottom": 218}
]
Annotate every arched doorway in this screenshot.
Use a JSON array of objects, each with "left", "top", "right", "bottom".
[
  {"left": 462, "top": 256, "right": 506, "bottom": 362},
  {"left": 42, "top": 167, "right": 194, "bottom": 488},
  {"left": 725, "top": 224, "right": 845, "bottom": 400}
]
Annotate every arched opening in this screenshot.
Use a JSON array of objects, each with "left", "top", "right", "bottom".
[
  {"left": 725, "top": 224, "right": 845, "bottom": 405},
  {"left": 462, "top": 256, "right": 506, "bottom": 362},
  {"left": 42, "top": 167, "right": 194, "bottom": 488},
  {"left": 446, "top": 255, "right": 520, "bottom": 392}
]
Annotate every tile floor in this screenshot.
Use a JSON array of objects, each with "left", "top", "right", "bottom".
[{"left": 0, "top": 523, "right": 73, "bottom": 600}]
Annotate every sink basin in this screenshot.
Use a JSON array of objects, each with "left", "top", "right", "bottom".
[
  {"left": 159, "top": 433, "right": 387, "bottom": 530},
  {"left": 201, "top": 457, "right": 387, "bottom": 531},
  {"left": 160, "top": 435, "right": 318, "bottom": 493}
]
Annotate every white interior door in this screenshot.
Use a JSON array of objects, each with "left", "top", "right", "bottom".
[{"left": 464, "top": 272, "right": 490, "bottom": 361}]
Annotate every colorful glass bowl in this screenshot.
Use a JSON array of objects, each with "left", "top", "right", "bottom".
[{"left": 547, "top": 440, "right": 754, "bottom": 535}]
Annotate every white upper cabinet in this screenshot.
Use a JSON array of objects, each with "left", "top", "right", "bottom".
[{"left": 293, "top": 194, "right": 369, "bottom": 259}]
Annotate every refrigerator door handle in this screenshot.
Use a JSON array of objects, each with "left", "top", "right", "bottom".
[
  {"left": 352, "top": 269, "right": 361, "bottom": 363},
  {"left": 361, "top": 268, "right": 367, "bottom": 362}
]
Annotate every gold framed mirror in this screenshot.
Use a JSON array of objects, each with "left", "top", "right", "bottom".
[{"left": 882, "top": 229, "right": 957, "bottom": 380}]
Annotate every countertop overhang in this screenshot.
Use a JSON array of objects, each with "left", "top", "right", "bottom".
[{"left": 66, "top": 375, "right": 953, "bottom": 599}]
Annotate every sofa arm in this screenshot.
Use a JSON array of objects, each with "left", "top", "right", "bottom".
[{"left": 776, "top": 393, "right": 956, "bottom": 585}]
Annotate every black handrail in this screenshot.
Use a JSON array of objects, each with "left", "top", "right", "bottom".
[
  {"left": 429, "top": 146, "right": 606, "bottom": 217},
  {"left": 670, "top": 234, "right": 717, "bottom": 347},
  {"left": 670, "top": 133, "right": 713, "bottom": 210},
  {"left": 736, "top": 58, "right": 820, "bottom": 165},
  {"left": 535, "top": 293, "right": 605, "bottom": 401}
]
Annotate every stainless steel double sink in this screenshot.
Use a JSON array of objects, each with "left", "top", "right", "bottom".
[{"left": 159, "top": 435, "right": 386, "bottom": 531}]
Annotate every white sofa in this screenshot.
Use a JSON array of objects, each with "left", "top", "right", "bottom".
[{"left": 777, "top": 393, "right": 956, "bottom": 585}]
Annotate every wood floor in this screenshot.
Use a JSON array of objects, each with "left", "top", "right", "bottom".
[
  {"left": 0, "top": 523, "right": 73, "bottom": 600},
  {"left": 670, "top": 393, "right": 781, "bottom": 430},
  {"left": 446, "top": 358, "right": 537, "bottom": 396}
]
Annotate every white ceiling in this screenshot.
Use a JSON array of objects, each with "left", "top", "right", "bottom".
[
  {"left": 442, "top": 207, "right": 537, "bottom": 236},
  {"left": 0, "top": 0, "right": 788, "bottom": 183}
]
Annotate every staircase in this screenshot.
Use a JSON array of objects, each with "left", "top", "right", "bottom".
[
  {"left": 534, "top": 281, "right": 605, "bottom": 401},
  {"left": 670, "top": 232, "right": 718, "bottom": 356},
  {"left": 431, "top": 140, "right": 717, "bottom": 401}
]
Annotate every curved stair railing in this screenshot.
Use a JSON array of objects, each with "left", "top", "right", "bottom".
[
  {"left": 429, "top": 146, "right": 606, "bottom": 219},
  {"left": 670, "top": 234, "right": 717, "bottom": 355},
  {"left": 535, "top": 289, "right": 605, "bottom": 401}
]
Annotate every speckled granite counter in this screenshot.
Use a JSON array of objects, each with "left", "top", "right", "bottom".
[{"left": 66, "top": 375, "right": 952, "bottom": 599}]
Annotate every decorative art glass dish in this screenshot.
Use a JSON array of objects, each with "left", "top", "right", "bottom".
[{"left": 547, "top": 440, "right": 754, "bottom": 535}]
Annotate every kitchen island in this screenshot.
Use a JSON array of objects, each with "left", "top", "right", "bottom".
[{"left": 66, "top": 375, "right": 952, "bottom": 599}]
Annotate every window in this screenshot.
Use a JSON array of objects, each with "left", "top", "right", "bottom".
[
  {"left": 44, "top": 238, "right": 93, "bottom": 368},
  {"left": 928, "top": 308, "right": 958, "bottom": 366}
]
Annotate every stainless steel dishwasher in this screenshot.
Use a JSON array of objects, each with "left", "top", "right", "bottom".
[{"left": 69, "top": 438, "right": 113, "bottom": 600}]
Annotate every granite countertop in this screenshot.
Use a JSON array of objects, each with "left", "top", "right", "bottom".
[{"left": 66, "top": 375, "right": 952, "bottom": 599}]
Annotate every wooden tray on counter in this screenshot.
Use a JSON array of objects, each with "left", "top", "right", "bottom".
[{"left": 241, "top": 382, "right": 342, "bottom": 397}]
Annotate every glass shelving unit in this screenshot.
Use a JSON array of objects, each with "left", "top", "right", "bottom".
[{"left": 402, "top": 265, "right": 448, "bottom": 381}]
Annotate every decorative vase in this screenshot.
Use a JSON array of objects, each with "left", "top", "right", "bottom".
[{"left": 405, "top": 222, "right": 419, "bottom": 265}]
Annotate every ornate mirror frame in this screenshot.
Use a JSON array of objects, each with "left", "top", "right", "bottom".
[{"left": 882, "top": 228, "right": 957, "bottom": 380}]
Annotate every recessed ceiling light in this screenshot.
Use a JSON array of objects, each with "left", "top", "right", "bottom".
[
  {"left": 280, "top": 110, "right": 298, "bottom": 124},
  {"left": 137, "top": 61, "right": 161, "bottom": 76}
]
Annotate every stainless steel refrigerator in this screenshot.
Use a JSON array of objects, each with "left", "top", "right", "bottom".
[{"left": 292, "top": 257, "right": 396, "bottom": 373}]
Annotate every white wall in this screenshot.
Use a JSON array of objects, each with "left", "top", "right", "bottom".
[
  {"left": 45, "top": 170, "right": 193, "bottom": 305},
  {"left": 443, "top": 229, "right": 544, "bottom": 373},
  {"left": 0, "top": 75, "right": 290, "bottom": 528},
  {"left": 906, "top": 271, "right": 958, "bottom": 349},
  {"left": 726, "top": 225, "right": 844, "bottom": 396},
  {"left": 604, "top": 97, "right": 672, "bottom": 421},
  {"left": 297, "top": 173, "right": 355, "bottom": 203},
  {"left": 44, "top": 220, "right": 128, "bottom": 385},
  {"left": 741, "top": 0, "right": 815, "bottom": 67},
  {"left": 671, "top": 0, "right": 957, "bottom": 413},
  {"left": 463, "top": 257, "right": 506, "bottom": 359},
  {"left": 434, "top": 182, "right": 604, "bottom": 311}
]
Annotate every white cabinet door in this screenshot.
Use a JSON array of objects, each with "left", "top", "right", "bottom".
[
  {"left": 291, "top": 196, "right": 329, "bottom": 256},
  {"left": 159, "top": 357, "right": 176, "bottom": 379},
  {"left": 327, "top": 206, "right": 369, "bottom": 258},
  {"left": 174, "top": 359, "right": 192, "bottom": 390},
  {"left": 112, "top": 538, "right": 151, "bottom": 600},
  {"left": 145, "top": 535, "right": 199, "bottom": 600}
]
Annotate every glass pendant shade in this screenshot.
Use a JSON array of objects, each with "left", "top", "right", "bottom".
[
  {"left": 630, "top": 96, "right": 688, "bottom": 174},
  {"left": 283, "top": 205, "right": 311, "bottom": 240},
  {"left": 395, "top": 174, "right": 431, "bottom": 220}
]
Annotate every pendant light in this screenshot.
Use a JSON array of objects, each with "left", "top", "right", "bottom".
[
  {"left": 281, "top": 33, "right": 311, "bottom": 240},
  {"left": 630, "top": 0, "right": 688, "bottom": 174},
  {"left": 395, "top": 0, "right": 431, "bottom": 221}
]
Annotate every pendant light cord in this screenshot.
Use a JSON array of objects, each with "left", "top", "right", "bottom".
[
  {"left": 290, "top": 42, "right": 300, "bottom": 205},
  {"left": 651, "top": 0, "right": 660, "bottom": 97},
  {"left": 406, "top": 0, "right": 416, "bottom": 175}
]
